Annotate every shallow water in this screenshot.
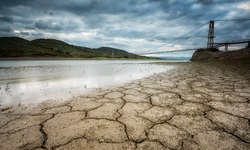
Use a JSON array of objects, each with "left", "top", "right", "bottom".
[{"left": 0, "top": 60, "right": 188, "bottom": 107}]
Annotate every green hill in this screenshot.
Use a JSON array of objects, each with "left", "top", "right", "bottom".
[
  {"left": 0, "top": 37, "right": 141, "bottom": 58},
  {"left": 0, "top": 37, "right": 70, "bottom": 57},
  {"left": 92, "top": 47, "right": 135, "bottom": 58}
]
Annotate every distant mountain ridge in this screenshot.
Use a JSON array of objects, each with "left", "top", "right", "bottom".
[{"left": 0, "top": 37, "right": 140, "bottom": 58}]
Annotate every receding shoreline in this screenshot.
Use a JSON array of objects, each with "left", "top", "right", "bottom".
[{"left": 0, "top": 57, "right": 167, "bottom": 61}]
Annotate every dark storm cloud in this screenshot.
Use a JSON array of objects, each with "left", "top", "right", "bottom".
[
  {"left": 35, "top": 20, "right": 64, "bottom": 30},
  {"left": 82, "top": 15, "right": 107, "bottom": 29},
  {"left": 103, "top": 28, "right": 148, "bottom": 39},
  {"left": 197, "top": 0, "right": 213, "bottom": 5},
  {"left": 0, "top": 0, "right": 36, "bottom": 7},
  {"left": 31, "top": 32, "right": 43, "bottom": 36},
  {"left": 29, "top": 32, "right": 44, "bottom": 40},
  {"left": 0, "top": 25, "right": 11, "bottom": 32},
  {"left": 0, "top": 16, "right": 13, "bottom": 23},
  {"left": 43, "top": 11, "right": 54, "bottom": 15},
  {"left": 25, "top": 26, "right": 36, "bottom": 30},
  {"left": 146, "top": 0, "right": 201, "bottom": 20},
  {"left": 246, "top": 32, "right": 250, "bottom": 38},
  {"left": 0, "top": 0, "right": 56, "bottom": 11},
  {"left": 61, "top": 0, "right": 130, "bottom": 15}
]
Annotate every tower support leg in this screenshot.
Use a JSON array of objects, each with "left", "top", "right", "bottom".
[
  {"left": 225, "top": 44, "right": 228, "bottom": 52},
  {"left": 207, "top": 21, "right": 215, "bottom": 49}
]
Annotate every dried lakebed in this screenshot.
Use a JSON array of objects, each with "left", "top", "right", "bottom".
[{"left": 0, "top": 62, "right": 250, "bottom": 150}]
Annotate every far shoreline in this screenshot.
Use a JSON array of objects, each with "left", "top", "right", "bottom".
[{"left": 0, "top": 57, "right": 188, "bottom": 61}]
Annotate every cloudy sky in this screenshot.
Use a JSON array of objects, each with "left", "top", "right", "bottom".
[{"left": 0, "top": 0, "right": 250, "bottom": 57}]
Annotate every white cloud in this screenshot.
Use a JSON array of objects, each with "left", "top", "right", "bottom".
[
  {"left": 237, "top": 1, "right": 250, "bottom": 10},
  {"left": 14, "top": 30, "right": 20, "bottom": 33}
]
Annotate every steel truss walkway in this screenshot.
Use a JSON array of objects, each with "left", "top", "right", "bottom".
[
  {"left": 139, "top": 39, "right": 250, "bottom": 55},
  {"left": 213, "top": 39, "right": 250, "bottom": 51}
]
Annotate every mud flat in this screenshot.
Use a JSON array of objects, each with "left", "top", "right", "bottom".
[{"left": 0, "top": 60, "right": 250, "bottom": 150}]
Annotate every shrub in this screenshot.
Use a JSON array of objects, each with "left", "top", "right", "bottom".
[{"left": 57, "top": 49, "right": 64, "bottom": 54}]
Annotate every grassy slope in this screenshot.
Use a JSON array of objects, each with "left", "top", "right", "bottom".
[
  {"left": 0, "top": 37, "right": 70, "bottom": 57},
  {"left": 32, "top": 40, "right": 90, "bottom": 57},
  {"left": 0, "top": 37, "right": 145, "bottom": 59}
]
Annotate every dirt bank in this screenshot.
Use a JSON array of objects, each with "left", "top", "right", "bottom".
[
  {"left": 0, "top": 60, "right": 250, "bottom": 150},
  {"left": 190, "top": 48, "right": 250, "bottom": 61}
]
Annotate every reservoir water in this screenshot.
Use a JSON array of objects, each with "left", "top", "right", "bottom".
[{"left": 0, "top": 60, "right": 188, "bottom": 107}]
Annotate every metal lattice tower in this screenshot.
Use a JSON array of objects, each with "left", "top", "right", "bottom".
[{"left": 207, "top": 21, "right": 215, "bottom": 48}]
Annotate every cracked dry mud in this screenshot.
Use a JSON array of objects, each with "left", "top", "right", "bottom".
[{"left": 0, "top": 62, "right": 250, "bottom": 150}]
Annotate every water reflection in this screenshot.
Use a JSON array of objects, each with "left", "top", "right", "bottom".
[{"left": 0, "top": 60, "right": 177, "bottom": 107}]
